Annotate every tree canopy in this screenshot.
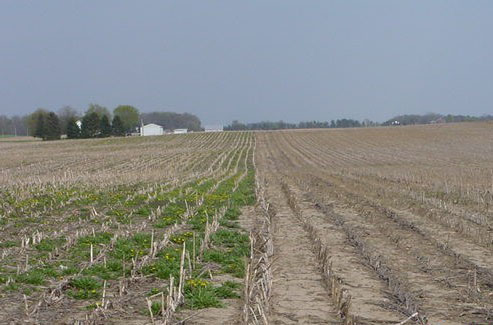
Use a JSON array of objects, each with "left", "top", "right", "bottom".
[
  {"left": 81, "top": 112, "right": 100, "bottom": 138},
  {"left": 57, "top": 106, "right": 80, "bottom": 134},
  {"left": 28, "top": 108, "right": 49, "bottom": 137},
  {"left": 43, "top": 112, "right": 62, "bottom": 140},
  {"left": 34, "top": 113, "right": 45, "bottom": 139},
  {"left": 100, "top": 115, "right": 112, "bottom": 137},
  {"left": 66, "top": 117, "right": 81, "bottom": 139},
  {"left": 33, "top": 111, "right": 61, "bottom": 140},
  {"left": 114, "top": 105, "right": 140, "bottom": 133},
  {"left": 86, "top": 104, "right": 111, "bottom": 120},
  {"left": 112, "top": 115, "right": 125, "bottom": 136}
]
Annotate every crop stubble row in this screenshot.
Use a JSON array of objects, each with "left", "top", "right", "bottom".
[{"left": 253, "top": 124, "right": 493, "bottom": 324}]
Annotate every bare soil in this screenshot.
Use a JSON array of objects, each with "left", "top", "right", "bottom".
[{"left": 254, "top": 125, "right": 493, "bottom": 324}]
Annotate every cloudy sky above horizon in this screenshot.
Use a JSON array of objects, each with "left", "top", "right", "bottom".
[{"left": 1, "top": 1, "right": 492, "bottom": 124}]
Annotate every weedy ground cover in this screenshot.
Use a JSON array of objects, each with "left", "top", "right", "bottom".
[{"left": 0, "top": 131, "right": 255, "bottom": 323}]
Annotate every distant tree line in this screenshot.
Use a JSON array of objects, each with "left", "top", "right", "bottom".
[
  {"left": 2, "top": 109, "right": 491, "bottom": 138},
  {"left": 383, "top": 113, "right": 493, "bottom": 126},
  {"left": 0, "top": 105, "right": 202, "bottom": 140},
  {"left": 225, "top": 113, "right": 493, "bottom": 131},
  {"left": 0, "top": 115, "right": 27, "bottom": 136},
  {"left": 27, "top": 104, "right": 137, "bottom": 141},
  {"left": 224, "top": 118, "right": 373, "bottom": 131}
]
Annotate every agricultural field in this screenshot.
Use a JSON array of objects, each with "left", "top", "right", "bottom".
[
  {"left": 1, "top": 122, "right": 493, "bottom": 324},
  {"left": 251, "top": 122, "right": 493, "bottom": 324},
  {"left": 0, "top": 132, "right": 256, "bottom": 324}
]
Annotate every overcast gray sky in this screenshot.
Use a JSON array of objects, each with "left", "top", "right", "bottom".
[{"left": 1, "top": 1, "right": 492, "bottom": 124}]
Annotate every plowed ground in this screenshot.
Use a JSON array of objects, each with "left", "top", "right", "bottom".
[{"left": 255, "top": 123, "right": 493, "bottom": 324}]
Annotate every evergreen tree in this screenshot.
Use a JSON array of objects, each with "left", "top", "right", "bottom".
[
  {"left": 66, "top": 118, "right": 81, "bottom": 139},
  {"left": 112, "top": 115, "right": 125, "bottom": 136},
  {"left": 57, "top": 106, "right": 79, "bottom": 134},
  {"left": 81, "top": 112, "right": 100, "bottom": 138},
  {"left": 29, "top": 109, "right": 48, "bottom": 137},
  {"left": 100, "top": 115, "right": 112, "bottom": 137},
  {"left": 43, "top": 112, "right": 61, "bottom": 140},
  {"left": 34, "top": 113, "right": 46, "bottom": 139}
]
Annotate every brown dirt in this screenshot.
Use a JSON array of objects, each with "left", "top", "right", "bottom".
[
  {"left": 179, "top": 299, "right": 240, "bottom": 325},
  {"left": 255, "top": 138, "right": 341, "bottom": 324},
  {"left": 269, "top": 191, "right": 340, "bottom": 324},
  {"left": 254, "top": 126, "right": 493, "bottom": 324}
]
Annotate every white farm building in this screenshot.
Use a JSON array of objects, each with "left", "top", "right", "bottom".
[
  {"left": 173, "top": 128, "right": 188, "bottom": 134},
  {"left": 204, "top": 125, "right": 223, "bottom": 132},
  {"left": 140, "top": 123, "right": 163, "bottom": 136}
]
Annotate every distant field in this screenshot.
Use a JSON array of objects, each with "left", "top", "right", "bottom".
[
  {"left": 0, "top": 136, "right": 39, "bottom": 142},
  {"left": 1, "top": 123, "right": 492, "bottom": 324}
]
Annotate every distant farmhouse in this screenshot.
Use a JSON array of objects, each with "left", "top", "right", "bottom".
[
  {"left": 204, "top": 125, "right": 223, "bottom": 132},
  {"left": 140, "top": 123, "right": 163, "bottom": 136},
  {"left": 139, "top": 124, "right": 189, "bottom": 136}
]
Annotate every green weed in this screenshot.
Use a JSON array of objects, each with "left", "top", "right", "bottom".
[
  {"left": 0, "top": 241, "right": 17, "bottom": 248},
  {"left": 16, "top": 267, "right": 58, "bottom": 285},
  {"left": 110, "top": 233, "right": 151, "bottom": 260},
  {"left": 214, "top": 283, "right": 240, "bottom": 299},
  {"left": 35, "top": 237, "right": 66, "bottom": 252},
  {"left": 67, "top": 276, "right": 102, "bottom": 299},
  {"left": 184, "top": 282, "right": 223, "bottom": 309}
]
